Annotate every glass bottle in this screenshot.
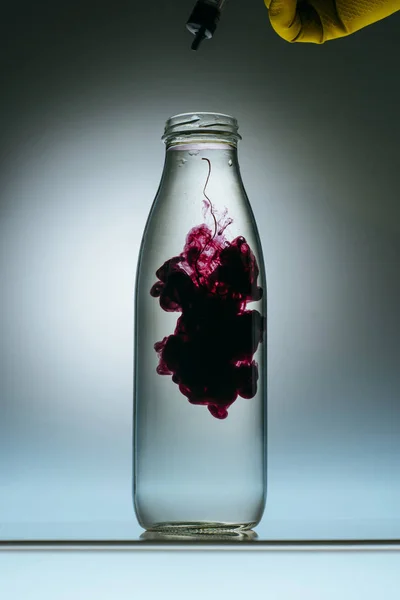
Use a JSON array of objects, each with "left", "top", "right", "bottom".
[{"left": 133, "top": 112, "right": 267, "bottom": 533}]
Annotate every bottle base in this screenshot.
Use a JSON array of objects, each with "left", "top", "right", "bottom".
[{"left": 144, "top": 521, "right": 257, "bottom": 535}]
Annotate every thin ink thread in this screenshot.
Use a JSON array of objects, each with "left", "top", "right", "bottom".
[
  {"left": 194, "top": 157, "right": 217, "bottom": 285},
  {"left": 202, "top": 158, "right": 217, "bottom": 239}
]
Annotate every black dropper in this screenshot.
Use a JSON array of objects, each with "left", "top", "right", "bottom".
[{"left": 186, "top": 1, "right": 221, "bottom": 51}]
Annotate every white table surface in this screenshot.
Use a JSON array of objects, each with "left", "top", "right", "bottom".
[{"left": 1, "top": 547, "right": 399, "bottom": 600}]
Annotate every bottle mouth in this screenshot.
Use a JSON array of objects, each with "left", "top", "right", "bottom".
[{"left": 162, "top": 112, "right": 241, "bottom": 145}]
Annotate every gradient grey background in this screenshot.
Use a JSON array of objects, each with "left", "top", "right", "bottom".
[{"left": 1, "top": 0, "right": 399, "bottom": 539}]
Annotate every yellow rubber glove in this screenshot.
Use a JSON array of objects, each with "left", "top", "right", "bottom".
[{"left": 265, "top": 0, "right": 400, "bottom": 43}]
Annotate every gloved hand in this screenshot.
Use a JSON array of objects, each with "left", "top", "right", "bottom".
[{"left": 264, "top": 0, "right": 400, "bottom": 43}]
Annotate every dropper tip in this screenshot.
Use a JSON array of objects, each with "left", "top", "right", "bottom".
[{"left": 191, "top": 27, "right": 207, "bottom": 51}]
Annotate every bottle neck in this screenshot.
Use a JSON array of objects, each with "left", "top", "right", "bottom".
[
  {"left": 163, "top": 141, "right": 239, "bottom": 174},
  {"left": 164, "top": 133, "right": 239, "bottom": 151},
  {"left": 166, "top": 140, "right": 237, "bottom": 153},
  {"left": 157, "top": 141, "right": 242, "bottom": 214}
]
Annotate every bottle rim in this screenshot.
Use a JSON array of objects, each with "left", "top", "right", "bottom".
[{"left": 162, "top": 112, "right": 241, "bottom": 144}]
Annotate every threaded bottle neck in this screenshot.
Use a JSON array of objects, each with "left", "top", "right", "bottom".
[{"left": 162, "top": 112, "right": 241, "bottom": 148}]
